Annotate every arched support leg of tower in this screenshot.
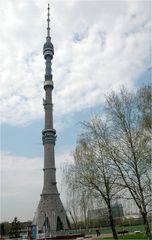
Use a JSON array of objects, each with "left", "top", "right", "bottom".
[{"left": 56, "top": 216, "right": 63, "bottom": 231}]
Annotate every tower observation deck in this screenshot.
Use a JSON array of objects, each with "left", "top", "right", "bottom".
[{"left": 34, "top": 4, "right": 69, "bottom": 235}]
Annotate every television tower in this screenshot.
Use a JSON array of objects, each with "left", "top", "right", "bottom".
[{"left": 34, "top": 4, "right": 69, "bottom": 234}]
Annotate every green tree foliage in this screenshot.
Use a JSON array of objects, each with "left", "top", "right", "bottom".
[
  {"left": 0, "top": 222, "right": 11, "bottom": 236},
  {"left": 9, "top": 217, "right": 21, "bottom": 238},
  {"left": 0, "top": 223, "right": 5, "bottom": 236}
]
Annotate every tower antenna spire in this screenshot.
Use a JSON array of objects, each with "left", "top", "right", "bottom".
[{"left": 47, "top": 3, "right": 50, "bottom": 37}]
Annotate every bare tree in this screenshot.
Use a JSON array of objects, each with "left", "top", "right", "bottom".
[
  {"left": 63, "top": 85, "right": 151, "bottom": 239},
  {"left": 104, "top": 87, "right": 151, "bottom": 238},
  {"left": 64, "top": 163, "right": 91, "bottom": 228},
  {"left": 137, "top": 85, "right": 151, "bottom": 131},
  {"left": 69, "top": 117, "right": 124, "bottom": 240},
  {"left": 66, "top": 193, "right": 80, "bottom": 228}
]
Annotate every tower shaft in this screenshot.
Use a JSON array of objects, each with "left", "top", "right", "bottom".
[{"left": 34, "top": 5, "right": 69, "bottom": 235}]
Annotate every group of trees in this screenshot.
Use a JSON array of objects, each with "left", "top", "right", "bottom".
[
  {"left": 64, "top": 85, "right": 151, "bottom": 239},
  {"left": 0, "top": 217, "right": 21, "bottom": 238},
  {"left": 0, "top": 222, "right": 10, "bottom": 236}
]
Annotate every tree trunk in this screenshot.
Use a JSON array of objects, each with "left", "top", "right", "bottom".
[
  {"left": 107, "top": 203, "right": 118, "bottom": 239},
  {"left": 68, "top": 210, "right": 77, "bottom": 229},
  {"left": 141, "top": 211, "right": 151, "bottom": 239}
]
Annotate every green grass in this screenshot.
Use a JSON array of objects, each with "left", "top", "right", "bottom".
[
  {"left": 79, "top": 225, "right": 148, "bottom": 235},
  {"left": 101, "top": 225, "right": 146, "bottom": 234},
  {"left": 66, "top": 224, "right": 151, "bottom": 238},
  {"left": 116, "top": 225, "right": 145, "bottom": 233},
  {"left": 100, "top": 233, "right": 147, "bottom": 239}
]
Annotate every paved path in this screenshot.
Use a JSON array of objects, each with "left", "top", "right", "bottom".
[{"left": 85, "top": 234, "right": 113, "bottom": 239}]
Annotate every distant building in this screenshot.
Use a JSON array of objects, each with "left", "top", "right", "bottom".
[
  {"left": 112, "top": 203, "right": 124, "bottom": 218},
  {"left": 20, "top": 221, "right": 32, "bottom": 236},
  {"left": 88, "top": 203, "right": 124, "bottom": 220}
]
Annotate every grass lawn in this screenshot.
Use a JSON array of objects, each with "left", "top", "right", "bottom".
[
  {"left": 84, "top": 225, "right": 148, "bottom": 235},
  {"left": 101, "top": 233, "right": 147, "bottom": 239}
]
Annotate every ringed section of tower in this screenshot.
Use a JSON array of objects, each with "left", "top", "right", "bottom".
[{"left": 42, "top": 34, "right": 58, "bottom": 195}]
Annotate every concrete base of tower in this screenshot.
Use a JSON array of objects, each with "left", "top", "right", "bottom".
[{"left": 34, "top": 193, "right": 69, "bottom": 236}]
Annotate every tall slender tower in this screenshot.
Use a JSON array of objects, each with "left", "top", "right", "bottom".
[{"left": 35, "top": 4, "right": 69, "bottom": 234}]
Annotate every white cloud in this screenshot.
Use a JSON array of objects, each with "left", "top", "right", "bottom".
[
  {"left": 0, "top": 151, "right": 41, "bottom": 221},
  {"left": 0, "top": 151, "right": 43, "bottom": 207},
  {"left": 0, "top": 0, "right": 150, "bottom": 126},
  {"left": 0, "top": 149, "right": 72, "bottom": 222}
]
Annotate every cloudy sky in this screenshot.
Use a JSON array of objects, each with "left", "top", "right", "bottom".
[{"left": 0, "top": 0, "right": 151, "bottom": 222}]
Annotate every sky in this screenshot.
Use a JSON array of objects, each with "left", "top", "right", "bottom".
[{"left": 0, "top": 0, "right": 151, "bottom": 222}]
